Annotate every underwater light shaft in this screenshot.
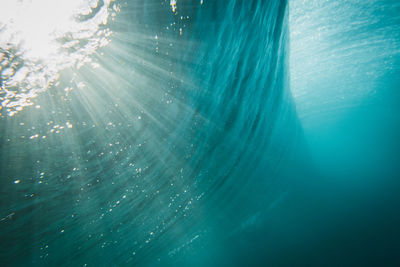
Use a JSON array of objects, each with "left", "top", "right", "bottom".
[
  {"left": 1, "top": 0, "right": 400, "bottom": 266},
  {"left": 1, "top": 1, "right": 301, "bottom": 266}
]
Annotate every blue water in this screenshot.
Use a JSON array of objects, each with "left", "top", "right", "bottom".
[{"left": 1, "top": 0, "right": 400, "bottom": 266}]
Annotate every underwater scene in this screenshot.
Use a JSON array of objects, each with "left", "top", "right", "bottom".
[{"left": 1, "top": 0, "right": 399, "bottom": 266}]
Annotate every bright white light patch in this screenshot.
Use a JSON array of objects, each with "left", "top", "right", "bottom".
[{"left": 0, "top": 0, "right": 119, "bottom": 116}]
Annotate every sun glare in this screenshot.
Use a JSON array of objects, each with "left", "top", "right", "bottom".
[{"left": 0, "top": 0, "right": 118, "bottom": 116}]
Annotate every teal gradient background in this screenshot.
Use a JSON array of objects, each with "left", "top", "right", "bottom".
[{"left": 1, "top": 0, "right": 400, "bottom": 266}]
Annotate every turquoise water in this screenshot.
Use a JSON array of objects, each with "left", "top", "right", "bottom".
[{"left": 1, "top": 0, "right": 400, "bottom": 266}]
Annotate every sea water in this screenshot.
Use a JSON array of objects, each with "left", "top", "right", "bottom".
[
  {"left": 1, "top": 1, "right": 303, "bottom": 266},
  {"left": 290, "top": 0, "right": 400, "bottom": 265},
  {"left": 1, "top": 0, "right": 400, "bottom": 266}
]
